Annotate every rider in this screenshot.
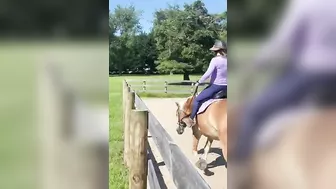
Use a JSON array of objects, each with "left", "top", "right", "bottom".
[
  {"left": 234, "top": 0, "right": 336, "bottom": 162},
  {"left": 184, "top": 40, "right": 228, "bottom": 127}
]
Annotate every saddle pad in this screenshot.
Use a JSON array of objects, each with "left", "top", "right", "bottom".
[{"left": 197, "top": 99, "right": 223, "bottom": 115}]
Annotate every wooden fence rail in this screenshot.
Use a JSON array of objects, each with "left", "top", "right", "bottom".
[
  {"left": 123, "top": 80, "right": 211, "bottom": 189},
  {"left": 126, "top": 79, "right": 208, "bottom": 94}
]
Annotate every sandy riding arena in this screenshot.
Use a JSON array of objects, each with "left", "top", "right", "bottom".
[{"left": 143, "top": 98, "right": 227, "bottom": 189}]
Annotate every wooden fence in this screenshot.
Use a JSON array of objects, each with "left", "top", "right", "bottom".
[
  {"left": 126, "top": 79, "right": 207, "bottom": 94},
  {"left": 40, "top": 63, "right": 108, "bottom": 189},
  {"left": 123, "top": 80, "right": 211, "bottom": 189}
]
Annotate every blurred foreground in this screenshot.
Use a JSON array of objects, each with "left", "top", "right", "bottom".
[
  {"left": 0, "top": 41, "right": 108, "bottom": 189},
  {"left": 229, "top": 0, "right": 336, "bottom": 188}
]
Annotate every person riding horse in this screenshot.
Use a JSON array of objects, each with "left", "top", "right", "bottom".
[
  {"left": 184, "top": 40, "right": 228, "bottom": 127},
  {"left": 233, "top": 0, "right": 336, "bottom": 164}
]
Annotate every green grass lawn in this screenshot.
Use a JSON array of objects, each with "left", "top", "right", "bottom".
[
  {"left": 109, "top": 76, "right": 129, "bottom": 189},
  {"left": 109, "top": 74, "right": 201, "bottom": 189}
]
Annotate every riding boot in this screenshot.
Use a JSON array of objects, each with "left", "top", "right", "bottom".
[{"left": 184, "top": 117, "right": 196, "bottom": 127}]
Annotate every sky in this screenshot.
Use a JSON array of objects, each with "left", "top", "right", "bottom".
[{"left": 109, "top": 0, "right": 227, "bottom": 32}]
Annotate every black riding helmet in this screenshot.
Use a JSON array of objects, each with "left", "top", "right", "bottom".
[{"left": 209, "top": 40, "right": 227, "bottom": 51}]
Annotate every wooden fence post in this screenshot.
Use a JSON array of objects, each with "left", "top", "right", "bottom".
[
  {"left": 164, "top": 81, "right": 168, "bottom": 93},
  {"left": 190, "top": 82, "right": 194, "bottom": 95},
  {"left": 142, "top": 80, "right": 146, "bottom": 92},
  {"left": 129, "top": 110, "right": 148, "bottom": 189},
  {"left": 123, "top": 80, "right": 128, "bottom": 124},
  {"left": 124, "top": 89, "right": 135, "bottom": 167}
]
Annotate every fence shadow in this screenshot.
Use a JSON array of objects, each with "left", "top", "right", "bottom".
[{"left": 147, "top": 141, "right": 168, "bottom": 189}]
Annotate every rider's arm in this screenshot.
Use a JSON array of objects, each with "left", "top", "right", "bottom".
[
  {"left": 198, "top": 58, "right": 216, "bottom": 83},
  {"left": 253, "top": 0, "right": 308, "bottom": 69}
]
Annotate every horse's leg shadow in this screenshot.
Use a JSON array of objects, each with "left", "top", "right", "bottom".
[
  {"left": 201, "top": 154, "right": 227, "bottom": 176},
  {"left": 196, "top": 147, "right": 227, "bottom": 176},
  {"left": 197, "top": 148, "right": 204, "bottom": 154},
  {"left": 207, "top": 147, "right": 227, "bottom": 168}
]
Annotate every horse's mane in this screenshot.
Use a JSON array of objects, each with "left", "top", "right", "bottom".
[{"left": 182, "top": 96, "right": 195, "bottom": 115}]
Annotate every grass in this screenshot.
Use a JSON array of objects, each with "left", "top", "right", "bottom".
[
  {"left": 109, "top": 77, "right": 128, "bottom": 189},
  {"left": 109, "top": 74, "right": 201, "bottom": 189}
]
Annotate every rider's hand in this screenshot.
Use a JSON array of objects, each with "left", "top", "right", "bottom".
[{"left": 194, "top": 81, "right": 200, "bottom": 87}]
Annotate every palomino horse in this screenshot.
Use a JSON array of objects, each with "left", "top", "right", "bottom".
[
  {"left": 175, "top": 86, "right": 227, "bottom": 170},
  {"left": 229, "top": 100, "right": 336, "bottom": 189},
  {"left": 230, "top": 107, "right": 336, "bottom": 189}
]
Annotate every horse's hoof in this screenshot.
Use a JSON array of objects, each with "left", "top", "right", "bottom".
[{"left": 195, "top": 158, "right": 207, "bottom": 170}]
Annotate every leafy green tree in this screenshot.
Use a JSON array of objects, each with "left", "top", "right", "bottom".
[
  {"left": 129, "top": 32, "right": 158, "bottom": 73},
  {"left": 156, "top": 60, "right": 193, "bottom": 74},
  {"left": 0, "top": 0, "right": 107, "bottom": 37},
  {"left": 109, "top": 1, "right": 227, "bottom": 76},
  {"left": 153, "top": 0, "right": 226, "bottom": 80},
  {"left": 229, "top": 0, "right": 284, "bottom": 37},
  {"left": 109, "top": 5, "right": 142, "bottom": 74}
]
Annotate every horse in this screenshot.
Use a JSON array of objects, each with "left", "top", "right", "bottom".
[
  {"left": 229, "top": 99, "right": 336, "bottom": 189},
  {"left": 235, "top": 107, "right": 336, "bottom": 189},
  {"left": 175, "top": 85, "right": 227, "bottom": 170}
]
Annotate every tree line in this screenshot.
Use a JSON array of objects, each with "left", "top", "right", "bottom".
[
  {"left": 109, "top": 0, "right": 227, "bottom": 79},
  {"left": 0, "top": 0, "right": 108, "bottom": 37}
]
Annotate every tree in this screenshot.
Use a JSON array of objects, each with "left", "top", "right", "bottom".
[
  {"left": 109, "top": 6, "right": 142, "bottom": 74},
  {"left": 218, "top": 12, "right": 227, "bottom": 42},
  {"left": 129, "top": 32, "right": 158, "bottom": 73},
  {"left": 156, "top": 60, "right": 193, "bottom": 75},
  {"left": 109, "top": 1, "right": 227, "bottom": 76},
  {"left": 153, "top": 0, "right": 225, "bottom": 80},
  {"left": 229, "top": 0, "right": 284, "bottom": 37},
  {"left": 0, "top": 0, "right": 107, "bottom": 37}
]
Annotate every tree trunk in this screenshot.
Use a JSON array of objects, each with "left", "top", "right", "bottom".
[
  {"left": 118, "top": 63, "right": 123, "bottom": 76},
  {"left": 183, "top": 72, "right": 190, "bottom": 81}
]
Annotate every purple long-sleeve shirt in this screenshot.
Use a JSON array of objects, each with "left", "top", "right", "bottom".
[
  {"left": 199, "top": 56, "right": 227, "bottom": 85},
  {"left": 256, "top": 0, "right": 336, "bottom": 74}
]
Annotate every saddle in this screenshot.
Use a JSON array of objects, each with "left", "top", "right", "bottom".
[
  {"left": 213, "top": 90, "right": 227, "bottom": 99},
  {"left": 195, "top": 88, "right": 227, "bottom": 115}
]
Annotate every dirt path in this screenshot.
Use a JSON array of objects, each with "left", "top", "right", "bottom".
[{"left": 143, "top": 98, "right": 227, "bottom": 189}]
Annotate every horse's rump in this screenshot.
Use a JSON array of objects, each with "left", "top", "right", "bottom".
[
  {"left": 255, "top": 107, "right": 317, "bottom": 150},
  {"left": 252, "top": 108, "right": 336, "bottom": 189},
  {"left": 197, "top": 99, "right": 227, "bottom": 137}
]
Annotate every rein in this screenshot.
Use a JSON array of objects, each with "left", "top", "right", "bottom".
[
  {"left": 177, "top": 109, "right": 190, "bottom": 128},
  {"left": 193, "top": 84, "right": 199, "bottom": 96},
  {"left": 177, "top": 83, "right": 200, "bottom": 127}
]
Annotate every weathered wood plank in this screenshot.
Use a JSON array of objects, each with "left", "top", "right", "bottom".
[
  {"left": 124, "top": 90, "right": 135, "bottom": 167},
  {"left": 134, "top": 90, "right": 193, "bottom": 94},
  {"left": 127, "top": 84, "right": 199, "bottom": 87},
  {"left": 129, "top": 110, "right": 148, "bottom": 189},
  {"left": 126, "top": 79, "right": 195, "bottom": 83}
]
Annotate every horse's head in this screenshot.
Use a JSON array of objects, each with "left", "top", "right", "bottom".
[{"left": 175, "top": 96, "right": 194, "bottom": 135}]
